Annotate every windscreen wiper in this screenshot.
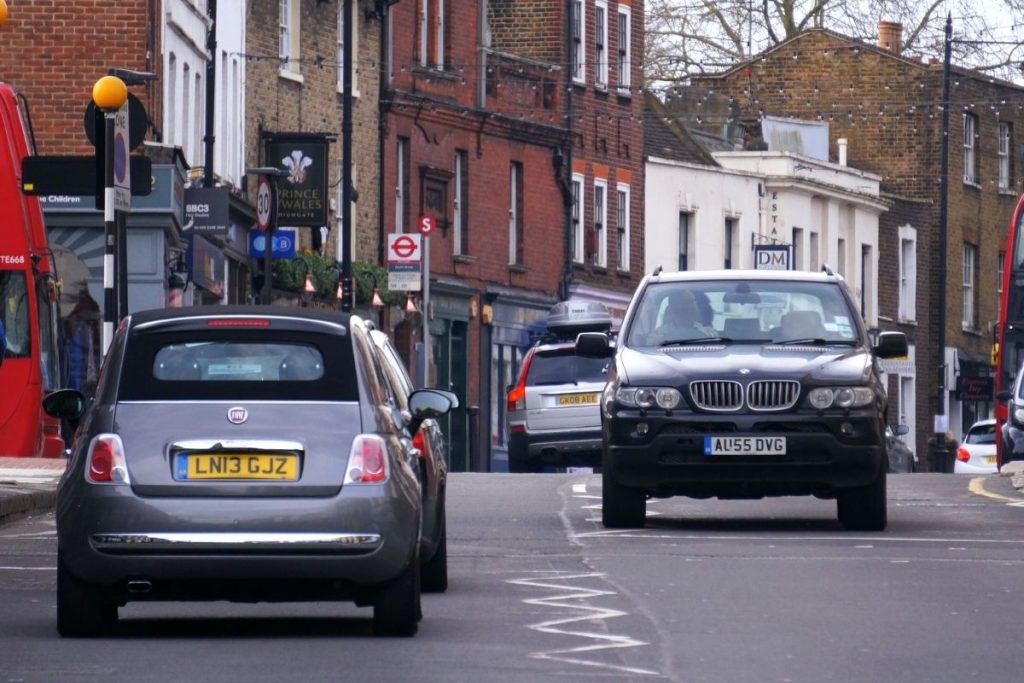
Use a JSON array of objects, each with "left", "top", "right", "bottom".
[
  {"left": 660, "top": 336, "right": 732, "bottom": 346},
  {"left": 770, "top": 337, "right": 851, "bottom": 344}
]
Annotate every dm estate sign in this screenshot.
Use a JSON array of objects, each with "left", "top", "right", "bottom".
[{"left": 263, "top": 133, "right": 329, "bottom": 228}]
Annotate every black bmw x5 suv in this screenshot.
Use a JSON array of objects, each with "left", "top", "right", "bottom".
[{"left": 577, "top": 269, "right": 908, "bottom": 531}]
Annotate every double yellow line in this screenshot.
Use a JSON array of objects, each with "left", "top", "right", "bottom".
[{"left": 968, "top": 476, "right": 1024, "bottom": 504}]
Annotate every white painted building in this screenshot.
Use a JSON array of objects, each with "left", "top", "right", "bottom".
[
  {"left": 163, "top": 0, "right": 245, "bottom": 188},
  {"left": 712, "top": 151, "right": 886, "bottom": 328},
  {"left": 644, "top": 149, "right": 887, "bottom": 327}
]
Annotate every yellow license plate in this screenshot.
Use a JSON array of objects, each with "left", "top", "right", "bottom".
[
  {"left": 558, "top": 393, "right": 599, "bottom": 406},
  {"left": 983, "top": 455, "right": 997, "bottom": 464},
  {"left": 175, "top": 453, "right": 299, "bottom": 480}
]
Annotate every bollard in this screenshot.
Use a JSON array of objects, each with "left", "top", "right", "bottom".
[{"left": 467, "top": 406, "right": 484, "bottom": 472}]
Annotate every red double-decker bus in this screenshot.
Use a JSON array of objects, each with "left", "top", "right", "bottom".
[
  {"left": 994, "top": 192, "right": 1024, "bottom": 468},
  {"left": 0, "top": 82, "right": 65, "bottom": 457}
]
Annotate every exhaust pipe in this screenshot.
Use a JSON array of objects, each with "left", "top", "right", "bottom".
[{"left": 126, "top": 579, "right": 152, "bottom": 594}]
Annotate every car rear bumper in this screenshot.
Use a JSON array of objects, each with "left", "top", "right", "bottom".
[
  {"left": 508, "top": 429, "right": 603, "bottom": 466},
  {"left": 604, "top": 411, "right": 885, "bottom": 497},
  {"left": 56, "top": 480, "right": 419, "bottom": 590}
]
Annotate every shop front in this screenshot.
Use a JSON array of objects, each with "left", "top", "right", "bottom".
[
  {"left": 40, "top": 162, "right": 187, "bottom": 395},
  {"left": 482, "top": 286, "right": 557, "bottom": 472}
]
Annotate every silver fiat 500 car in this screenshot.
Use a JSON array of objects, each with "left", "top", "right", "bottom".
[{"left": 44, "top": 306, "right": 452, "bottom": 638}]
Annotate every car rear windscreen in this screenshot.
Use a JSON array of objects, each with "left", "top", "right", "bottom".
[
  {"left": 117, "top": 331, "right": 358, "bottom": 401},
  {"left": 528, "top": 351, "right": 607, "bottom": 385}
]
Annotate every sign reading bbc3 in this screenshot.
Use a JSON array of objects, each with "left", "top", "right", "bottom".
[{"left": 263, "top": 133, "right": 329, "bottom": 228}]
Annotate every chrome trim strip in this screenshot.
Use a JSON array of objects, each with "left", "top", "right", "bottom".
[
  {"left": 170, "top": 439, "right": 304, "bottom": 451},
  {"left": 92, "top": 532, "right": 382, "bottom": 551},
  {"left": 134, "top": 314, "right": 348, "bottom": 334}
]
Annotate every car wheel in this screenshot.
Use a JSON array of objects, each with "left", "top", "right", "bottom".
[
  {"left": 837, "top": 468, "right": 887, "bottom": 532},
  {"left": 421, "top": 504, "right": 448, "bottom": 593},
  {"left": 373, "top": 546, "right": 421, "bottom": 637},
  {"left": 601, "top": 467, "right": 646, "bottom": 528},
  {"left": 57, "top": 554, "right": 117, "bottom": 637}
]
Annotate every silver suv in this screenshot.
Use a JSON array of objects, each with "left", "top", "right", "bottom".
[{"left": 506, "top": 302, "right": 612, "bottom": 472}]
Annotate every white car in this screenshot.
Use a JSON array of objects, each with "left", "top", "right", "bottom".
[{"left": 954, "top": 419, "right": 998, "bottom": 474}]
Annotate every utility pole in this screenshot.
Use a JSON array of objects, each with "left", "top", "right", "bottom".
[
  {"left": 339, "top": 0, "right": 354, "bottom": 312},
  {"left": 933, "top": 14, "right": 953, "bottom": 473},
  {"left": 203, "top": 0, "right": 217, "bottom": 188}
]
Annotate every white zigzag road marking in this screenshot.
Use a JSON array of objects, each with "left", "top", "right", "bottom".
[{"left": 507, "top": 571, "right": 660, "bottom": 677}]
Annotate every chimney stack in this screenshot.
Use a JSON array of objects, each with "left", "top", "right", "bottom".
[{"left": 877, "top": 21, "right": 903, "bottom": 54}]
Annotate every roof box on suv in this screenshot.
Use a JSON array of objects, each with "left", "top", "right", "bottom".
[{"left": 545, "top": 301, "right": 612, "bottom": 339}]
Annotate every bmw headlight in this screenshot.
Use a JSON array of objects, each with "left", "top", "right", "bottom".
[
  {"left": 617, "top": 386, "right": 682, "bottom": 410},
  {"left": 807, "top": 386, "right": 874, "bottom": 409}
]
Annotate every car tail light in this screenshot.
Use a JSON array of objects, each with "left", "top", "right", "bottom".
[
  {"left": 412, "top": 429, "right": 427, "bottom": 460},
  {"left": 344, "top": 435, "right": 389, "bottom": 484},
  {"left": 86, "top": 434, "right": 130, "bottom": 484},
  {"left": 956, "top": 446, "right": 970, "bottom": 463},
  {"left": 507, "top": 349, "right": 536, "bottom": 413}
]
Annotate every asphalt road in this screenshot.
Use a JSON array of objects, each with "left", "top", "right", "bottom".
[{"left": 1, "top": 473, "right": 1022, "bottom": 682}]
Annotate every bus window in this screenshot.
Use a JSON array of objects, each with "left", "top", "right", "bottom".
[{"left": 0, "top": 271, "right": 30, "bottom": 359}]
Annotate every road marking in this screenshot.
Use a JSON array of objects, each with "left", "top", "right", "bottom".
[
  {"left": 507, "top": 571, "right": 660, "bottom": 677},
  {"left": 968, "top": 476, "right": 1024, "bottom": 504},
  {"left": 571, "top": 529, "right": 1024, "bottom": 545},
  {"left": 572, "top": 484, "right": 588, "bottom": 494}
]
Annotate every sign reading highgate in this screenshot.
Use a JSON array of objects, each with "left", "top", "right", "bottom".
[{"left": 263, "top": 133, "right": 329, "bottom": 228}]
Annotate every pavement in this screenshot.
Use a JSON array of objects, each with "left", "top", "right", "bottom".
[
  {"left": 0, "top": 458, "right": 1023, "bottom": 528},
  {"left": 0, "top": 457, "right": 65, "bottom": 526}
]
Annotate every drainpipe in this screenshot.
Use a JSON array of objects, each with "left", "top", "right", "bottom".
[{"left": 561, "top": 0, "right": 574, "bottom": 303}]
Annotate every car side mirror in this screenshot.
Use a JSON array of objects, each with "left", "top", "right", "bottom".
[
  {"left": 407, "top": 389, "right": 453, "bottom": 434},
  {"left": 894, "top": 424, "right": 909, "bottom": 436},
  {"left": 997, "top": 390, "right": 1013, "bottom": 404},
  {"left": 42, "top": 388, "right": 87, "bottom": 430},
  {"left": 576, "top": 332, "right": 612, "bottom": 358},
  {"left": 873, "top": 331, "right": 908, "bottom": 359},
  {"left": 428, "top": 388, "right": 460, "bottom": 410}
]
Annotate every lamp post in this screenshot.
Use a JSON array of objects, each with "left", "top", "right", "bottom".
[
  {"left": 92, "top": 75, "right": 128, "bottom": 353},
  {"left": 339, "top": 0, "right": 354, "bottom": 312},
  {"left": 932, "top": 14, "right": 953, "bottom": 473}
]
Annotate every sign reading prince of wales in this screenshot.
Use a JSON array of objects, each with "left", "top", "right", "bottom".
[{"left": 263, "top": 134, "right": 329, "bottom": 228}]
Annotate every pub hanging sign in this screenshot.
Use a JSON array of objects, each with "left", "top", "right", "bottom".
[{"left": 263, "top": 133, "right": 329, "bottom": 228}]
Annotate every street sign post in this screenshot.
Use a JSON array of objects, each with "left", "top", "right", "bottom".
[{"left": 418, "top": 215, "right": 433, "bottom": 389}]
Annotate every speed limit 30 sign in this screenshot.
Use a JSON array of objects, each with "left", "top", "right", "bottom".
[{"left": 256, "top": 176, "right": 273, "bottom": 230}]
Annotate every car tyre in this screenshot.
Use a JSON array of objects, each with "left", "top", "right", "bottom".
[
  {"left": 373, "top": 547, "right": 420, "bottom": 637},
  {"left": 57, "top": 554, "right": 117, "bottom": 637},
  {"left": 421, "top": 504, "right": 448, "bottom": 593},
  {"left": 602, "top": 465, "right": 646, "bottom": 529},
  {"left": 837, "top": 468, "right": 887, "bottom": 532}
]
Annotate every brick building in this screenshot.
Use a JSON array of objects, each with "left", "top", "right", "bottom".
[
  {"left": 692, "top": 25, "right": 1024, "bottom": 467},
  {"left": 246, "top": 0, "right": 381, "bottom": 283},
  {"left": 381, "top": 1, "right": 644, "bottom": 471}
]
